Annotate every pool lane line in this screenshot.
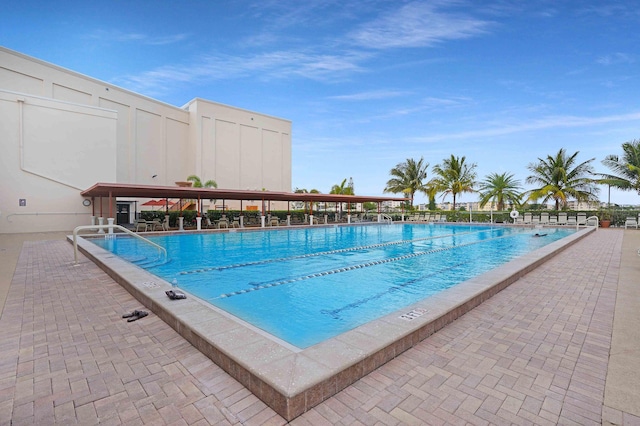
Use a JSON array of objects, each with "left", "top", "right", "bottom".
[
  {"left": 179, "top": 228, "right": 497, "bottom": 276},
  {"left": 215, "top": 232, "right": 514, "bottom": 299},
  {"left": 320, "top": 260, "right": 468, "bottom": 320}
]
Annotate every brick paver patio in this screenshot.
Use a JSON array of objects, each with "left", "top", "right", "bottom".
[{"left": 1, "top": 229, "right": 638, "bottom": 424}]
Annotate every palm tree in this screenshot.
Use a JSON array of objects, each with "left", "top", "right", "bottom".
[
  {"left": 478, "top": 172, "right": 523, "bottom": 211},
  {"left": 330, "top": 178, "right": 355, "bottom": 195},
  {"left": 525, "top": 148, "right": 598, "bottom": 210},
  {"left": 601, "top": 139, "right": 640, "bottom": 194},
  {"left": 330, "top": 178, "right": 354, "bottom": 212},
  {"left": 431, "top": 155, "right": 477, "bottom": 210},
  {"left": 383, "top": 157, "right": 430, "bottom": 208},
  {"left": 187, "top": 175, "right": 217, "bottom": 188}
]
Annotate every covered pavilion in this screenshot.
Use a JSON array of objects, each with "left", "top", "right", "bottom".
[{"left": 81, "top": 182, "right": 407, "bottom": 227}]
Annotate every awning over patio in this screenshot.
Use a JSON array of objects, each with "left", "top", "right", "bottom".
[{"left": 80, "top": 182, "right": 406, "bottom": 205}]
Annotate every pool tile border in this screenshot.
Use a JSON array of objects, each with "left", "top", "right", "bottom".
[{"left": 70, "top": 225, "right": 594, "bottom": 420}]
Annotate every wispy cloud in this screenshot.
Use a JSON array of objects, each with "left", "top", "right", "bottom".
[
  {"left": 348, "top": 1, "right": 492, "bottom": 49},
  {"left": 115, "top": 49, "right": 371, "bottom": 94},
  {"left": 87, "top": 30, "right": 190, "bottom": 46},
  {"left": 328, "top": 90, "right": 412, "bottom": 101},
  {"left": 411, "top": 111, "right": 640, "bottom": 143},
  {"left": 597, "top": 52, "right": 634, "bottom": 65}
]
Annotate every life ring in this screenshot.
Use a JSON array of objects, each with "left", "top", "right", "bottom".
[{"left": 510, "top": 210, "right": 519, "bottom": 219}]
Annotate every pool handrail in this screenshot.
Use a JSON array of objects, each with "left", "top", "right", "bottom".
[
  {"left": 72, "top": 224, "right": 167, "bottom": 264},
  {"left": 584, "top": 215, "right": 599, "bottom": 230}
]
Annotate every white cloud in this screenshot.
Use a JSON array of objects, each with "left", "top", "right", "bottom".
[
  {"left": 348, "top": 1, "right": 492, "bottom": 49},
  {"left": 597, "top": 52, "right": 634, "bottom": 66},
  {"left": 114, "top": 49, "right": 371, "bottom": 94},
  {"left": 328, "top": 90, "right": 412, "bottom": 101},
  {"left": 87, "top": 29, "right": 189, "bottom": 46},
  {"left": 410, "top": 111, "right": 640, "bottom": 143}
]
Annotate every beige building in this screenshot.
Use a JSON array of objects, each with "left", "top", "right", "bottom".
[{"left": 0, "top": 47, "right": 292, "bottom": 234}]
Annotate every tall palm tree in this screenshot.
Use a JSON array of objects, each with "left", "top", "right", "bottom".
[
  {"left": 187, "top": 175, "right": 217, "bottom": 188},
  {"left": 330, "top": 178, "right": 355, "bottom": 195},
  {"left": 330, "top": 178, "right": 354, "bottom": 212},
  {"left": 431, "top": 155, "right": 477, "bottom": 210},
  {"left": 601, "top": 139, "right": 640, "bottom": 194},
  {"left": 525, "top": 148, "right": 597, "bottom": 210},
  {"left": 478, "top": 172, "right": 523, "bottom": 211},
  {"left": 383, "top": 157, "right": 430, "bottom": 208}
]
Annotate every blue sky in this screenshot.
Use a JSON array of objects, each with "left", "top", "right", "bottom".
[{"left": 3, "top": 0, "right": 640, "bottom": 205}]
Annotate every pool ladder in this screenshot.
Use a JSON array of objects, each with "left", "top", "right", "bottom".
[{"left": 72, "top": 224, "right": 167, "bottom": 264}]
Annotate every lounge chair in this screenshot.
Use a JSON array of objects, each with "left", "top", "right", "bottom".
[
  {"left": 532, "top": 215, "right": 540, "bottom": 225},
  {"left": 432, "top": 214, "right": 441, "bottom": 222},
  {"left": 624, "top": 216, "right": 638, "bottom": 229},
  {"left": 523, "top": 212, "right": 532, "bottom": 224},
  {"left": 217, "top": 218, "right": 229, "bottom": 229},
  {"left": 205, "top": 217, "right": 216, "bottom": 229},
  {"left": 567, "top": 216, "right": 577, "bottom": 226},
  {"left": 577, "top": 212, "right": 587, "bottom": 225},
  {"left": 540, "top": 212, "right": 549, "bottom": 225},
  {"left": 549, "top": 215, "right": 557, "bottom": 225},
  {"left": 149, "top": 219, "right": 164, "bottom": 231},
  {"left": 134, "top": 219, "right": 148, "bottom": 232},
  {"left": 557, "top": 213, "right": 568, "bottom": 225}
]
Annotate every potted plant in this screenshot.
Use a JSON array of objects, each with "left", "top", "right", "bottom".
[{"left": 598, "top": 209, "right": 612, "bottom": 228}]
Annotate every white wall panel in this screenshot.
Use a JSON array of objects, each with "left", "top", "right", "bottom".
[
  {"left": 135, "top": 109, "right": 163, "bottom": 184},
  {"left": 215, "top": 119, "right": 240, "bottom": 188},
  {"left": 240, "top": 124, "right": 261, "bottom": 190},
  {"left": 52, "top": 83, "right": 92, "bottom": 104}
]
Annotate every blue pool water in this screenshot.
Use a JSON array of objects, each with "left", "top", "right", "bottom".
[{"left": 91, "top": 224, "right": 575, "bottom": 348}]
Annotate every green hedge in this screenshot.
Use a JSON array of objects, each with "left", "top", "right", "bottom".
[{"left": 139, "top": 209, "right": 638, "bottom": 227}]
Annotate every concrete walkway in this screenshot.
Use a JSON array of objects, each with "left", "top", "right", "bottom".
[{"left": 0, "top": 229, "right": 639, "bottom": 424}]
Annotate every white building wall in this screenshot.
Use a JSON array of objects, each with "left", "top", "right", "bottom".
[
  {"left": 0, "top": 90, "right": 117, "bottom": 233},
  {"left": 0, "top": 47, "right": 292, "bottom": 233},
  {"left": 184, "top": 99, "right": 292, "bottom": 193}
]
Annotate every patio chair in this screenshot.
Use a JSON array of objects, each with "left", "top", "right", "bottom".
[
  {"left": 577, "top": 212, "right": 587, "bottom": 225},
  {"left": 540, "top": 212, "right": 549, "bottom": 225},
  {"left": 149, "top": 219, "right": 164, "bottom": 231},
  {"left": 557, "top": 212, "right": 568, "bottom": 225},
  {"left": 134, "top": 219, "right": 148, "bottom": 232},
  {"left": 205, "top": 217, "right": 216, "bottom": 229},
  {"left": 624, "top": 216, "right": 638, "bottom": 229}
]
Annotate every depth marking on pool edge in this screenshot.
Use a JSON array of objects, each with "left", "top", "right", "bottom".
[
  {"left": 215, "top": 233, "right": 513, "bottom": 299},
  {"left": 399, "top": 308, "right": 428, "bottom": 321}
]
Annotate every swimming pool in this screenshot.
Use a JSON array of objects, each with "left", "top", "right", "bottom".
[{"left": 91, "top": 223, "right": 575, "bottom": 348}]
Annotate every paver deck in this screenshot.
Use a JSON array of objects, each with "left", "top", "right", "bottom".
[{"left": 1, "top": 229, "right": 639, "bottom": 425}]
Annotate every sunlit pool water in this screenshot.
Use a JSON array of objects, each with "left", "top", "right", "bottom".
[{"left": 90, "top": 223, "right": 574, "bottom": 348}]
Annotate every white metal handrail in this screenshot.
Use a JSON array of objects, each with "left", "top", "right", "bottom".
[
  {"left": 380, "top": 213, "right": 393, "bottom": 224},
  {"left": 73, "top": 224, "right": 167, "bottom": 264},
  {"left": 584, "top": 215, "right": 599, "bottom": 230}
]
